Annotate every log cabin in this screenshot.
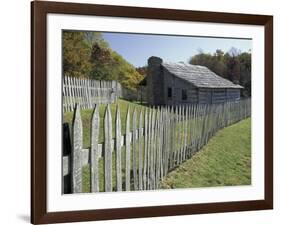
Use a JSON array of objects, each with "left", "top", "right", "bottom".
[{"left": 142, "top": 56, "right": 243, "bottom": 106}]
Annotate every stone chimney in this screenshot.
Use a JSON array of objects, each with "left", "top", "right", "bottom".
[
  {"left": 148, "top": 56, "right": 163, "bottom": 67},
  {"left": 147, "top": 56, "right": 164, "bottom": 106}
]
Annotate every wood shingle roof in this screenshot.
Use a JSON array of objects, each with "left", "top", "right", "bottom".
[{"left": 162, "top": 62, "right": 243, "bottom": 89}]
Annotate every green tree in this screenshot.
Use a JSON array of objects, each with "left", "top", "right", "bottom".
[
  {"left": 225, "top": 54, "right": 240, "bottom": 84},
  {"left": 63, "top": 31, "right": 92, "bottom": 78},
  {"left": 238, "top": 52, "right": 251, "bottom": 96},
  {"left": 189, "top": 48, "right": 251, "bottom": 97}
]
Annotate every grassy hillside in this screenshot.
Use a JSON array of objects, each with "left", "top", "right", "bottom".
[{"left": 160, "top": 118, "right": 251, "bottom": 188}]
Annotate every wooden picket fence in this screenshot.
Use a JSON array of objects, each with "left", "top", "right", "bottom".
[
  {"left": 63, "top": 76, "right": 122, "bottom": 112},
  {"left": 63, "top": 98, "right": 251, "bottom": 193}
]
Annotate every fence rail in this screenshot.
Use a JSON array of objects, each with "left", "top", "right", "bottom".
[
  {"left": 63, "top": 76, "right": 122, "bottom": 112},
  {"left": 63, "top": 98, "right": 251, "bottom": 193}
]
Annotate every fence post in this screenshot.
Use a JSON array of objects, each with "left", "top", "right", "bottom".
[
  {"left": 147, "top": 108, "right": 152, "bottom": 189},
  {"left": 151, "top": 108, "right": 156, "bottom": 189},
  {"left": 164, "top": 107, "right": 170, "bottom": 175},
  {"left": 138, "top": 109, "right": 143, "bottom": 190},
  {"left": 63, "top": 123, "right": 71, "bottom": 194},
  {"left": 90, "top": 104, "right": 100, "bottom": 192},
  {"left": 155, "top": 107, "right": 161, "bottom": 188},
  {"left": 71, "top": 104, "right": 83, "bottom": 193},
  {"left": 104, "top": 105, "right": 112, "bottom": 192},
  {"left": 67, "top": 76, "right": 73, "bottom": 111},
  {"left": 143, "top": 108, "right": 148, "bottom": 190},
  {"left": 115, "top": 105, "right": 122, "bottom": 191},
  {"left": 132, "top": 108, "right": 139, "bottom": 190},
  {"left": 125, "top": 106, "right": 131, "bottom": 191},
  {"left": 70, "top": 77, "right": 76, "bottom": 110},
  {"left": 182, "top": 106, "right": 187, "bottom": 161},
  {"left": 62, "top": 77, "right": 66, "bottom": 112}
]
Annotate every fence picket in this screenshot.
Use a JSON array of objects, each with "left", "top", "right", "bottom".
[
  {"left": 62, "top": 77, "right": 67, "bottom": 112},
  {"left": 151, "top": 108, "right": 156, "bottom": 189},
  {"left": 138, "top": 109, "right": 143, "bottom": 190},
  {"left": 104, "top": 105, "right": 112, "bottom": 192},
  {"left": 159, "top": 108, "right": 164, "bottom": 180},
  {"left": 71, "top": 104, "right": 83, "bottom": 193},
  {"left": 155, "top": 107, "right": 161, "bottom": 188},
  {"left": 132, "top": 108, "right": 138, "bottom": 190},
  {"left": 143, "top": 108, "right": 148, "bottom": 190},
  {"left": 67, "top": 77, "right": 72, "bottom": 111},
  {"left": 125, "top": 107, "right": 131, "bottom": 191},
  {"left": 115, "top": 105, "right": 122, "bottom": 191},
  {"left": 164, "top": 107, "right": 170, "bottom": 175},
  {"left": 90, "top": 104, "right": 100, "bottom": 192}
]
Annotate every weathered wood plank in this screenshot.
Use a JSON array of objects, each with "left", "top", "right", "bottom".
[
  {"left": 169, "top": 107, "right": 173, "bottom": 169},
  {"left": 155, "top": 107, "right": 162, "bottom": 187},
  {"left": 178, "top": 106, "right": 182, "bottom": 164},
  {"left": 147, "top": 108, "right": 152, "bottom": 189},
  {"left": 159, "top": 107, "right": 164, "bottom": 180},
  {"left": 104, "top": 105, "right": 112, "bottom": 192},
  {"left": 151, "top": 108, "right": 156, "bottom": 189},
  {"left": 164, "top": 107, "right": 170, "bottom": 175},
  {"left": 71, "top": 104, "right": 83, "bottom": 193},
  {"left": 143, "top": 108, "right": 148, "bottom": 190},
  {"left": 62, "top": 77, "right": 67, "bottom": 112},
  {"left": 138, "top": 109, "right": 143, "bottom": 190},
  {"left": 115, "top": 105, "right": 122, "bottom": 191},
  {"left": 68, "top": 76, "right": 74, "bottom": 111},
  {"left": 90, "top": 104, "right": 99, "bottom": 192},
  {"left": 182, "top": 106, "right": 187, "bottom": 161},
  {"left": 125, "top": 107, "right": 131, "bottom": 191},
  {"left": 132, "top": 108, "right": 138, "bottom": 190}
]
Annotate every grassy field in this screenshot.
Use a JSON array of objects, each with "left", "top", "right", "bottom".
[{"left": 160, "top": 118, "right": 251, "bottom": 189}]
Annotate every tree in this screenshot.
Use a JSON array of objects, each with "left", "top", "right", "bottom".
[
  {"left": 62, "top": 31, "right": 92, "bottom": 78},
  {"left": 225, "top": 54, "right": 240, "bottom": 84},
  {"left": 135, "top": 66, "right": 147, "bottom": 76},
  {"left": 238, "top": 52, "right": 251, "bottom": 96},
  {"left": 62, "top": 31, "right": 143, "bottom": 90},
  {"left": 189, "top": 50, "right": 227, "bottom": 78},
  {"left": 89, "top": 43, "right": 115, "bottom": 80},
  {"left": 189, "top": 48, "right": 251, "bottom": 97}
]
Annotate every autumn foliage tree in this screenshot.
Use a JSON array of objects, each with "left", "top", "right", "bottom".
[
  {"left": 63, "top": 31, "right": 92, "bottom": 78},
  {"left": 62, "top": 31, "right": 143, "bottom": 91}
]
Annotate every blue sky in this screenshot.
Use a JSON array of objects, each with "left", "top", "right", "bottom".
[{"left": 102, "top": 32, "right": 252, "bottom": 67}]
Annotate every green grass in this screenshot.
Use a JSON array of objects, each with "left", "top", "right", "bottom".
[
  {"left": 160, "top": 118, "right": 251, "bottom": 189},
  {"left": 63, "top": 99, "right": 147, "bottom": 148}
]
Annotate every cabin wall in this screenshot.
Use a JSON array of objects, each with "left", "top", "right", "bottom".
[
  {"left": 198, "top": 89, "right": 212, "bottom": 104},
  {"left": 226, "top": 89, "right": 241, "bottom": 101},
  {"left": 163, "top": 68, "right": 198, "bottom": 105},
  {"left": 198, "top": 88, "right": 241, "bottom": 104},
  {"left": 212, "top": 89, "right": 227, "bottom": 104}
]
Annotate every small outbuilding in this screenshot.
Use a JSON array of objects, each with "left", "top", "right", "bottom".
[{"left": 144, "top": 56, "right": 243, "bottom": 106}]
